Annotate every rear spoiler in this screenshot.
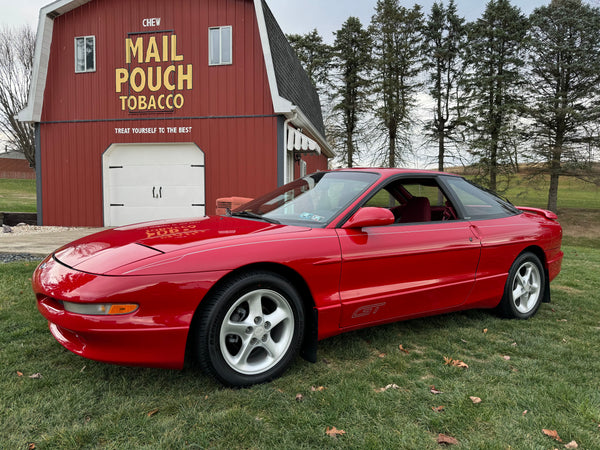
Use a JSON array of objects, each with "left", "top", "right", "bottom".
[{"left": 516, "top": 206, "right": 558, "bottom": 220}]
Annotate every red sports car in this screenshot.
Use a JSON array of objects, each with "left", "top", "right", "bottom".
[{"left": 32, "top": 169, "right": 563, "bottom": 386}]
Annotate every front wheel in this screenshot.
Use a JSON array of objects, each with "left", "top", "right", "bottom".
[
  {"left": 497, "top": 252, "right": 545, "bottom": 319},
  {"left": 195, "top": 271, "right": 304, "bottom": 386}
]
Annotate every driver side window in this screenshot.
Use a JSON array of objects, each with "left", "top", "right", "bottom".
[{"left": 364, "top": 178, "right": 457, "bottom": 224}]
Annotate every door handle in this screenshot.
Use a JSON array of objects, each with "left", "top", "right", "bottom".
[
  {"left": 159, "top": 187, "right": 162, "bottom": 198},
  {"left": 152, "top": 186, "right": 156, "bottom": 198}
]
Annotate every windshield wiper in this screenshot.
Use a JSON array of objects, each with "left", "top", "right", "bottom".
[{"left": 231, "top": 211, "right": 281, "bottom": 224}]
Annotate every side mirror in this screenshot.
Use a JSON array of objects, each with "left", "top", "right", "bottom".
[{"left": 342, "top": 207, "right": 395, "bottom": 229}]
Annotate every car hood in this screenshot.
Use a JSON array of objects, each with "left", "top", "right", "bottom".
[{"left": 53, "top": 216, "right": 308, "bottom": 274}]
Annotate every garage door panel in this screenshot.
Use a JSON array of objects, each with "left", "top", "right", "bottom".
[
  {"left": 108, "top": 145, "right": 205, "bottom": 166},
  {"left": 108, "top": 186, "right": 204, "bottom": 207},
  {"left": 108, "top": 166, "right": 205, "bottom": 186},
  {"left": 109, "top": 206, "right": 206, "bottom": 226}
]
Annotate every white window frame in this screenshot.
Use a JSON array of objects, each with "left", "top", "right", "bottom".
[
  {"left": 74, "top": 36, "right": 96, "bottom": 73},
  {"left": 208, "top": 26, "right": 232, "bottom": 66}
]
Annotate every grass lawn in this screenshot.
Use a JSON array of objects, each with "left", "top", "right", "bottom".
[
  {"left": 0, "top": 179, "right": 36, "bottom": 212},
  {"left": 505, "top": 175, "right": 600, "bottom": 210},
  {"left": 1, "top": 243, "right": 599, "bottom": 449}
]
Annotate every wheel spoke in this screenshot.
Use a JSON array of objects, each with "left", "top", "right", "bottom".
[
  {"left": 231, "top": 337, "right": 255, "bottom": 368},
  {"left": 265, "top": 306, "right": 289, "bottom": 328},
  {"left": 262, "top": 335, "right": 284, "bottom": 358},
  {"left": 246, "top": 292, "right": 264, "bottom": 320},
  {"left": 512, "top": 284, "right": 525, "bottom": 302},
  {"left": 222, "top": 320, "right": 249, "bottom": 336}
]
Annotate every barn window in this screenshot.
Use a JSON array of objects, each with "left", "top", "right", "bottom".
[
  {"left": 209, "top": 26, "right": 232, "bottom": 65},
  {"left": 74, "top": 36, "right": 96, "bottom": 73}
]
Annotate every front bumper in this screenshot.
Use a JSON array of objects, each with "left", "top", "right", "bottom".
[{"left": 33, "top": 255, "right": 227, "bottom": 369}]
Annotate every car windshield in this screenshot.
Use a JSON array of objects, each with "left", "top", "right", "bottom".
[{"left": 233, "top": 171, "right": 379, "bottom": 227}]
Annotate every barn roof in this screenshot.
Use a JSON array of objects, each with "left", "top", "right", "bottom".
[{"left": 18, "top": 0, "right": 332, "bottom": 157}]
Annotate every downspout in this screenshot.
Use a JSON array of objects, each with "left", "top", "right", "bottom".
[{"left": 282, "top": 108, "right": 298, "bottom": 183}]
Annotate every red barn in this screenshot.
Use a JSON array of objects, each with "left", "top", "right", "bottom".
[{"left": 19, "top": 0, "right": 332, "bottom": 226}]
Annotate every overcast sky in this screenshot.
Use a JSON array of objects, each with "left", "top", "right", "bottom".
[{"left": 2, "top": 0, "right": 552, "bottom": 39}]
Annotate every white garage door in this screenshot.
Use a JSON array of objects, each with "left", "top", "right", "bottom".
[{"left": 103, "top": 143, "right": 205, "bottom": 226}]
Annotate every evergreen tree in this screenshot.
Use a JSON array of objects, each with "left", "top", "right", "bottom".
[
  {"left": 370, "top": 1, "right": 424, "bottom": 168},
  {"left": 526, "top": 0, "right": 600, "bottom": 212},
  {"left": 462, "top": 0, "right": 528, "bottom": 191},
  {"left": 330, "top": 17, "right": 372, "bottom": 168},
  {"left": 422, "top": 0, "right": 466, "bottom": 172},
  {"left": 286, "top": 29, "right": 332, "bottom": 97}
]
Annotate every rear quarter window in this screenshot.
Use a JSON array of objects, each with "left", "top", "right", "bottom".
[{"left": 443, "top": 177, "right": 519, "bottom": 220}]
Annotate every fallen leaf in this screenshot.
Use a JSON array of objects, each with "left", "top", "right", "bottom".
[
  {"left": 503, "top": 355, "right": 511, "bottom": 361},
  {"left": 511, "top": 342, "right": 518, "bottom": 346},
  {"left": 28, "top": 373, "right": 42, "bottom": 379},
  {"left": 204, "top": 395, "right": 208, "bottom": 400},
  {"left": 483, "top": 328, "right": 488, "bottom": 334},
  {"left": 461, "top": 339, "right": 468, "bottom": 343},
  {"left": 430, "top": 386, "right": 443, "bottom": 395},
  {"left": 557, "top": 319, "right": 568, "bottom": 322},
  {"left": 16, "top": 371, "right": 23, "bottom": 377},
  {"left": 295, "top": 393, "right": 304, "bottom": 402},
  {"left": 399, "top": 344, "right": 409, "bottom": 354},
  {"left": 322, "top": 358, "right": 331, "bottom": 365},
  {"left": 437, "top": 433, "right": 459, "bottom": 445},
  {"left": 523, "top": 410, "right": 528, "bottom": 416},
  {"left": 564, "top": 441, "right": 578, "bottom": 449},
  {"left": 432, "top": 406, "right": 445, "bottom": 412},
  {"left": 28, "top": 443, "right": 36, "bottom": 450},
  {"left": 147, "top": 408, "right": 159, "bottom": 417},
  {"left": 470, "top": 396, "right": 482, "bottom": 404},
  {"left": 543, "top": 429, "right": 562, "bottom": 442},
  {"left": 375, "top": 383, "right": 400, "bottom": 393},
  {"left": 80, "top": 365, "right": 86, "bottom": 373},
  {"left": 276, "top": 388, "right": 284, "bottom": 393},
  {"left": 311, "top": 386, "right": 326, "bottom": 392},
  {"left": 444, "top": 357, "right": 468, "bottom": 369},
  {"left": 325, "top": 426, "right": 346, "bottom": 438},
  {"left": 378, "top": 352, "right": 386, "bottom": 358}
]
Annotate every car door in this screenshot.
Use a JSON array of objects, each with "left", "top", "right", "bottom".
[{"left": 336, "top": 177, "right": 482, "bottom": 328}]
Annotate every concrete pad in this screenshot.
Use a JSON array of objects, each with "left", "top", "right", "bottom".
[{"left": 0, "top": 228, "right": 107, "bottom": 257}]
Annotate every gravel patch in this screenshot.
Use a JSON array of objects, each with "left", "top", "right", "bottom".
[
  {"left": 1, "top": 224, "right": 82, "bottom": 236},
  {"left": 0, "top": 252, "right": 43, "bottom": 264}
]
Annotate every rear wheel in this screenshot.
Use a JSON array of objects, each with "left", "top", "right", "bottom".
[
  {"left": 196, "top": 271, "right": 304, "bottom": 386},
  {"left": 498, "top": 252, "right": 545, "bottom": 319}
]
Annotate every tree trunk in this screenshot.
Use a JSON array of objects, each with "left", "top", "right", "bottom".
[
  {"left": 547, "top": 148, "right": 561, "bottom": 213},
  {"left": 489, "top": 141, "right": 498, "bottom": 191},
  {"left": 388, "top": 129, "right": 396, "bottom": 168},
  {"left": 438, "top": 122, "right": 445, "bottom": 172}
]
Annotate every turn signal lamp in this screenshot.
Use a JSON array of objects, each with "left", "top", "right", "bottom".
[{"left": 63, "top": 301, "right": 139, "bottom": 315}]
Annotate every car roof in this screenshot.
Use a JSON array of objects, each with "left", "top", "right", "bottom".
[{"left": 330, "top": 167, "right": 461, "bottom": 177}]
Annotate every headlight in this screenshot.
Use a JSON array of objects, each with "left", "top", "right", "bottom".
[{"left": 62, "top": 301, "right": 138, "bottom": 315}]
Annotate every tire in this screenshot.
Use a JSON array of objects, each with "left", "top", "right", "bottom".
[
  {"left": 195, "top": 270, "right": 305, "bottom": 387},
  {"left": 497, "top": 252, "right": 545, "bottom": 319}
]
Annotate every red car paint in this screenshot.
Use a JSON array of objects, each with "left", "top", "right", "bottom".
[{"left": 32, "top": 169, "right": 563, "bottom": 371}]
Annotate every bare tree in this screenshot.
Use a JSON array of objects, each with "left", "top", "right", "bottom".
[{"left": 0, "top": 25, "right": 35, "bottom": 167}]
